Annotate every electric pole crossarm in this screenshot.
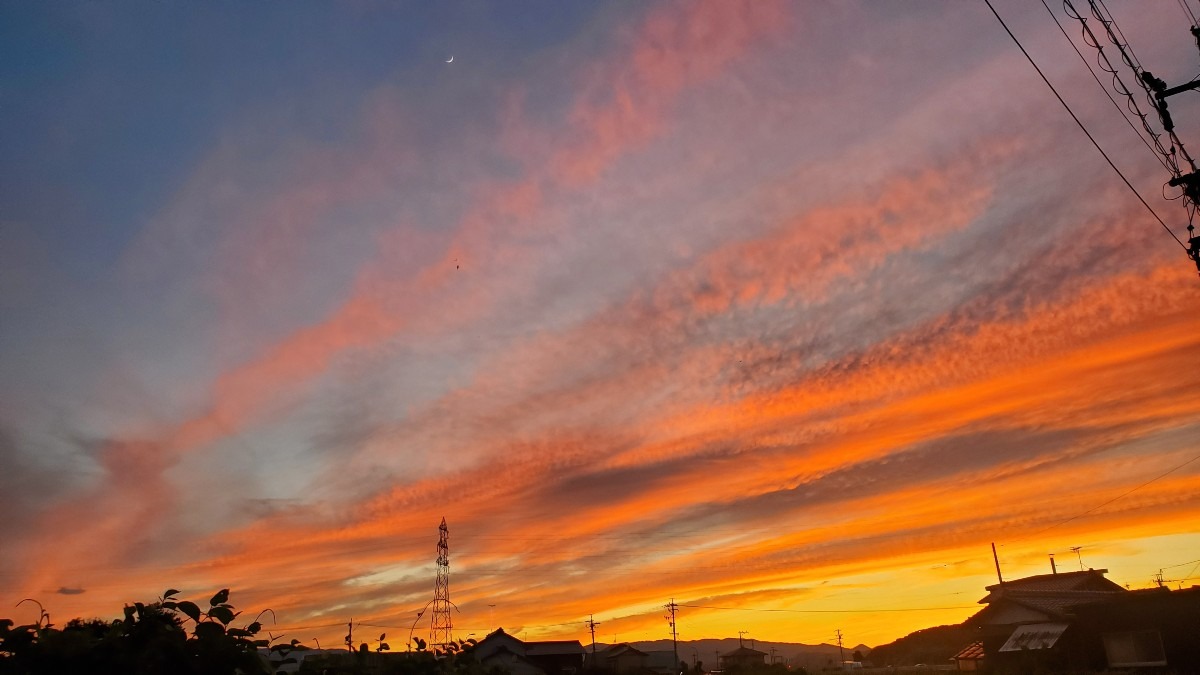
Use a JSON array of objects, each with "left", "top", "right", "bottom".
[{"left": 1154, "top": 78, "right": 1200, "bottom": 99}]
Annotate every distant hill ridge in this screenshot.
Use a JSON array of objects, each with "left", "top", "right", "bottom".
[
  {"left": 862, "top": 625, "right": 974, "bottom": 667},
  {"left": 596, "top": 638, "right": 872, "bottom": 671}
]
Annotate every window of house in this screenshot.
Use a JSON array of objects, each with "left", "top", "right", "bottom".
[{"left": 1102, "top": 630, "right": 1166, "bottom": 668}]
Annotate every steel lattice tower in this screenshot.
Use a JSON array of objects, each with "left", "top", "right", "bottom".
[{"left": 430, "top": 517, "right": 452, "bottom": 646}]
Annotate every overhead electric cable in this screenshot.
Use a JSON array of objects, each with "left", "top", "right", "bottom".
[
  {"left": 1088, "top": 0, "right": 1199, "bottom": 174},
  {"left": 1062, "top": 0, "right": 1185, "bottom": 179},
  {"left": 982, "top": 0, "right": 1188, "bottom": 250},
  {"left": 1094, "top": 0, "right": 1146, "bottom": 68},
  {"left": 1040, "top": 0, "right": 1169, "bottom": 170},
  {"left": 680, "top": 603, "right": 976, "bottom": 614},
  {"left": 1018, "top": 448, "right": 1200, "bottom": 541},
  {"left": 1160, "top": 557, "right": 1200, "bottom": 570},
  {"left": 1179, "top": 0, "right": 1199, "bottom": 26}
]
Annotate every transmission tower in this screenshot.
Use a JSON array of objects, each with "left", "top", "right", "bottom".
[{"left": 431, "top": 517, "right": 453, "bottom": 646}]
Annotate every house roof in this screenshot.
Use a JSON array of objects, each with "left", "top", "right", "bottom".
[
  {"left": 968, "top": 569, "right": 1127, "bottom": 626},
  {"left": 966, "top": 587, "right": 1126, "bottom": 627},
  {"left": 722, "top": 646, "right": 768, "bottom": 658},
  {"left": 601, "top": 644, "right": 648, "bottom": 658},
  {"left": 997, "top": 623, "right": 1068, "bottom": 652},
  {"left": 525, "top": 641, "right": 585, "bottom": 656},
  {"left": 979, "top": 569, "right": 1122, "bottom": 603},
  {"left": 952, "top": 642, "right": 984, "bottom": 661},
  {"left": 481, "top": 644, "right": 526, "bottom": 660},
  {"left": 1006, "top": 589, "right": 1129, "bottom": 616}
]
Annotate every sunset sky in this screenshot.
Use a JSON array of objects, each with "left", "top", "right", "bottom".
[{"left": 3, "top": 0, "right": 1200, "bottom": 651}]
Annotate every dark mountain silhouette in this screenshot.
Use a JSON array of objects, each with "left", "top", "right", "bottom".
[
  {"left": 864, "top": 624, "right": 974, "bottom": 667},
  {"left": 600, "top": 638, "right": 871, "bottom": 672}
]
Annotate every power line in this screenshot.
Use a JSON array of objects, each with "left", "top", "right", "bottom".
[
  {"left": 1018, "top": 448, "right": 1200, "bottom": 541},
  {"left": 1178, "top": 0, "right": 1199, "bottom": 26},
  {"left": 1086, "top": 0, "right": 1198, "bottom": 175},
  {"left": 982, "top": 0, "right": 1188, "bottom": 250},
  {"left": 1039, "top": 0, "right": 1168, "bottom": 170},
  {"left": 679, "top": 603, "right": 976, "bottom": 614}
]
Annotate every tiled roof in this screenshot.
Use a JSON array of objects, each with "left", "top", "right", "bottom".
[
  {"left": 953, "top": 642, "right": 984, "bottom": 660},
  {"left": 980, "top": 570, "right": 1120, "bottom": 602},
  {"left": 1003, "top": 589, "right": 1128, "bottom": 617}
]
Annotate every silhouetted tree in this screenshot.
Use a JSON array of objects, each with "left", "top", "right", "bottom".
[{"left": 0, "top": 588, "right": 275, "bottom": 675}]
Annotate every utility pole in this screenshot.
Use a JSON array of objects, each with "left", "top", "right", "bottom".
[
  {"left": 346, "top": 618, "right": 354, "bottom": 653},
  {"left": 665, "top": 600, "right": 679, "bottom": 674},
  {"left": 738, "top": 631, "right": 747, "bottom": 648},
  {"left": 770, "top": 646, "right": 777, "bottom": 664},
  {"left": 587, "top": 615, "right": 600, "bottom": 667},
  {"left": 1070, "top": 546, "right": 1084, "bottom": 571},
  {"left": 1056, "top": 0, "right": 1200, "bottom": 276},
  {"left": 835, "top": 629, "right": 845, "bottom": 665}
]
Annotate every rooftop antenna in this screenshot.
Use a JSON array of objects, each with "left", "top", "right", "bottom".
[
  {"left": 1070, "top": 546, "right": 1084, "bottom": 571},
  {"left": 991, "top": 543, "right": 1004, "bottom": 585},
  {"left": 431, "top": 517, "right": 453, "bottom": 646}
]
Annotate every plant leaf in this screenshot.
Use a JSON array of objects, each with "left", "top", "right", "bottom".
[
  {"left": 194, "top": 621, "right": 226, "bottom": 640},
  {"left": 208, "top": 606, "right": 235, "bottom": 625},
  {"left": 163, "top": 588, "right": 180, "bottom": 599},
  {"left": 209, "top": 588, "right": 230, "bottom": 607},
  {"left": 176, "top": 601, "right": 202, "bottom": 623}
]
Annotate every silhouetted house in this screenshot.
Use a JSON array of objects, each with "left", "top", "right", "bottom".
[
  {"left": 950, "top": 641, "right": 984, "bottom": 671},
  {"left": 475, "top": 628, "right": 585, "bottom": 675},
  {"left": 719, "top": 646, "right": 767, "bottom": 670},
  {"left": 1069, "top": 585, "right": 1200, "bottom": 671},
  {"left": 644, "top": 650, "right": 682, "bottom": 675},
  {"left": 964, "top": 567, "right": 1125, "bottom": 671},
  {"left": 591, "top": 644, "right": 649, "bottom": 674},
  {"left": 964, "top": 568, "right": 1200, "bottom": 672}
]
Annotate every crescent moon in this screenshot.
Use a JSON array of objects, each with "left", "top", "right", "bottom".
[{"left": 446, "top": 55, "right": 454, "bottom": 63}]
